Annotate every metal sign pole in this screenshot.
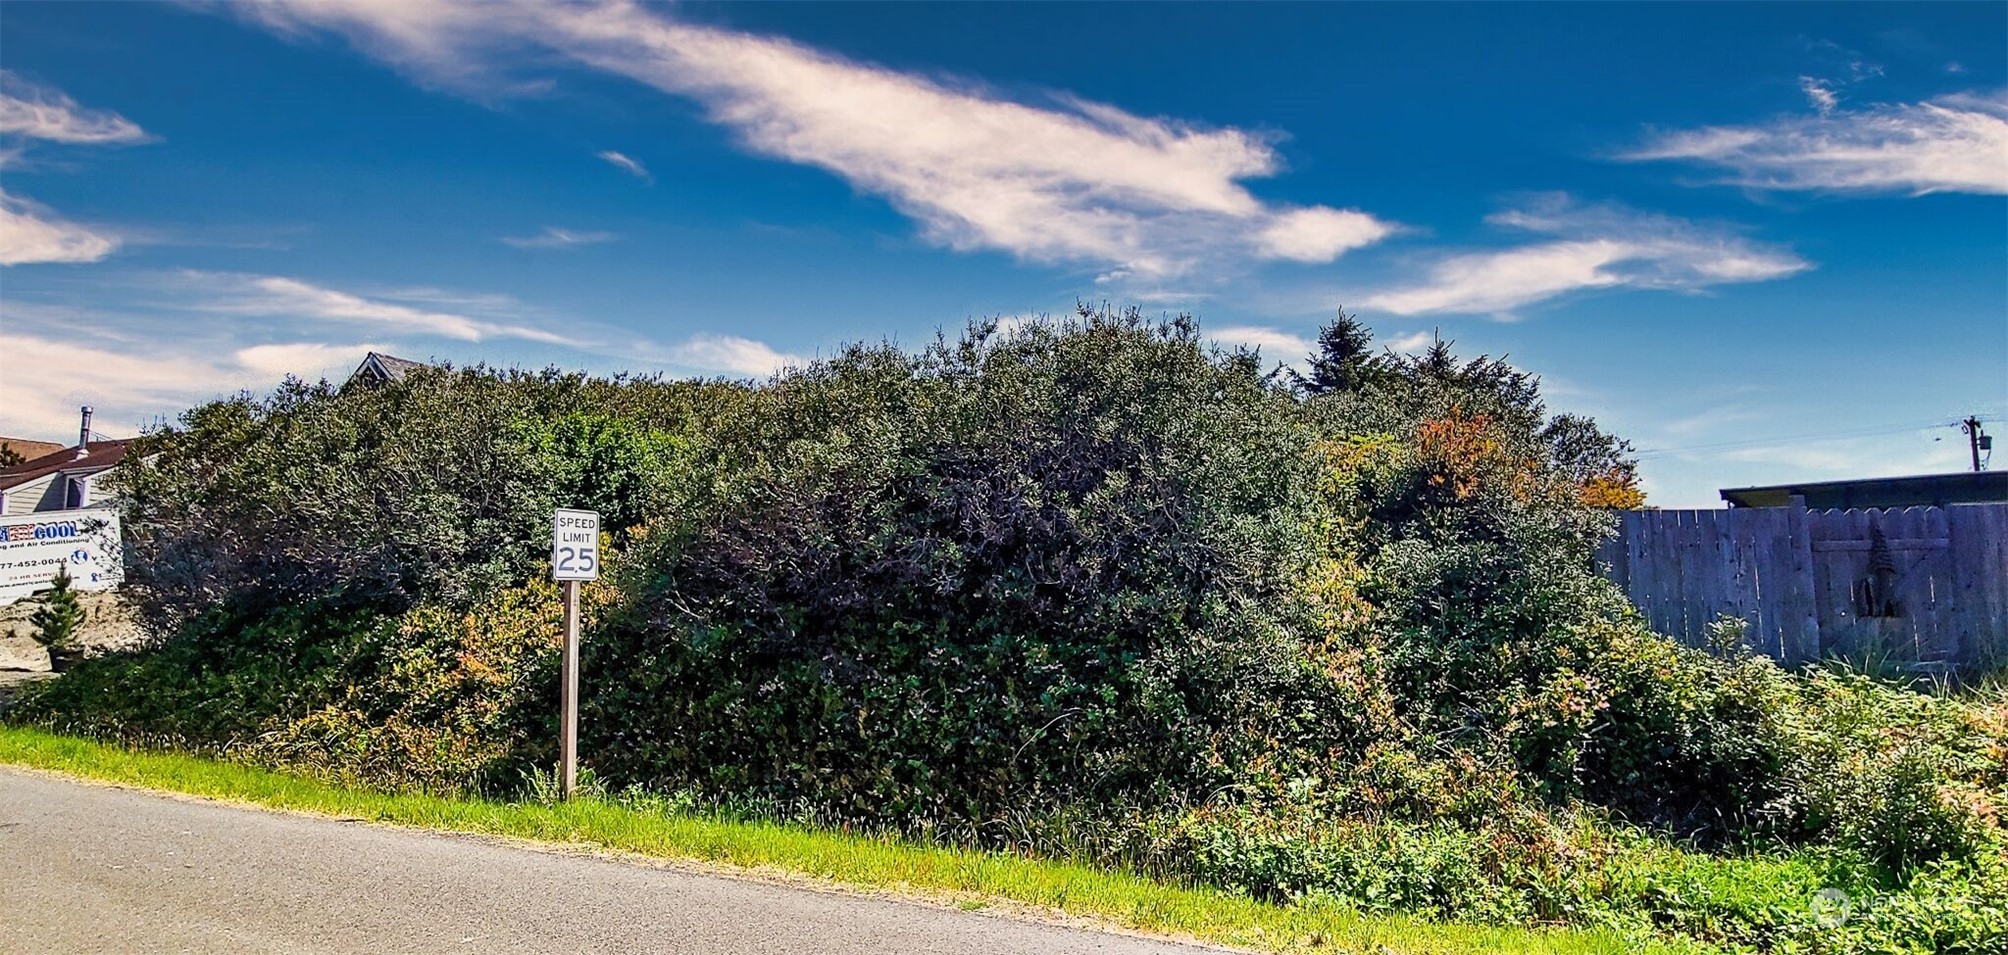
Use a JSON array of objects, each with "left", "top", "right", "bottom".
[{"left": 560, "top": 577, "right": 581, "bottom": 800}]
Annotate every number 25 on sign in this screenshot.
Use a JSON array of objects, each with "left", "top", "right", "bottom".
[
  {"left": 551, "top": 508, "right": 599, "bottom": 801},
  {"left": 551, "top": 508, "right": 600, "bottom": 581}
]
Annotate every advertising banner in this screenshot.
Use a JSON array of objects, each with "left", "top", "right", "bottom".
[{"left": 0, "top": 508, "right": 125, "bottom": 603}]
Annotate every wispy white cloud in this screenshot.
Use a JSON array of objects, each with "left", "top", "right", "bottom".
[
  {"left": 0, "top": 272, "right": 576, "bottom": 437},
  {"left": 1367, "top": 240, "right": 1634, "bottom": 317},
  {"left": 2, "top": 269, "right": 813, "bottom": 433},
  {"left": 0, "top": 188, "right": 119, "bottom": 265},
  {"left": 0, "top": 75, "right": 147, "bottom": 266},
  {"left": 0, "top": 318, "right": 804, "bottom": 437},
  {"left": 1652, "top": 403, "right": 1772, "bottom": 441},
  {"left": 597, "top": 149, "right": 651, "bottom": 181},
  {"left": 1798, "top": 76, "right": 1839, "bottom": 115},
  {"left": 172, "top": 271, "right": 575, "bottom": 344},
  {"left": 0, "top": 267, "right": 600, "bottom": 435},
  {"left": 1719, "top": 432, "right": 1969, "bottom": 477},
  {"left": 659, "top": 332, "right": 803, "bottom": 378},
  {"left": 230, "top": 341, "right": 395, "bottom": 379},
  {"left": 231, "top": 0, "right": 1393, "bottom": 279},
  {"left": 0, "top": 71, "right": 149, "bottom": 145},
  {"left": 0, "top": 332, "right": 386, "bottom": 439},
  {"left": 9, "top": 265, "right": 806, "bottom": 401},
  {"left": 501, "top": 226, "right": 618, "bottom": 249},
  {"left": 1361, "top": 195, "right": 1809, "bottom": 316},
  {"left": 1210, "top": 325, "right": 1312, "bottom": 363},
  {"left": 1384, "top": 331, "right": 1437, "bottom": 354},
  {"left": 1624, "top": 88, "right": 2008, "bottom": 195}
]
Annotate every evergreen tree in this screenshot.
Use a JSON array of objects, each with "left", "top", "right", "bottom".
[
  {"left": 1411, "top": 330, "right": 1457, "bottom": 381},
  {"left": 31, "top": 565, "right": 85, "bottom": 652},
  {"left": 1293, "top": 309, "right": 1384, "bottom": 395}
]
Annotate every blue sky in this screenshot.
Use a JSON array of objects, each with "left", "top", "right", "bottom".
[{"left": 1, "top": 1, "right": 2002, "bottom": 506}]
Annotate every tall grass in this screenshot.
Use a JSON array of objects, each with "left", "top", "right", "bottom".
[{"left": 0, "top": 725, "right": 1661, "bottom": 955}]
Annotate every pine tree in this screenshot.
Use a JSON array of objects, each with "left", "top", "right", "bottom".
[
  {"left": 1293, "top": 309, "right": 1384, "bottom": 395},
  {"left": 30, "top": 564, "right": 85, "bottom": 653}
]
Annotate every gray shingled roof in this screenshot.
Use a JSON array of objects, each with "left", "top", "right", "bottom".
[
  {"left": 369, "top": 352, "right": 428, "bottom": 380},
  {"left": 347, "top": 352, "right": 431, "bottom": 387}
]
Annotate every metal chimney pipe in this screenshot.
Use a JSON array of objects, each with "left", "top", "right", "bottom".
[{"left": 75, "top": 406, "right": 93, "bottom": 459}]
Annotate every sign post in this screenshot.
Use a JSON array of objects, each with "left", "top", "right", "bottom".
[{"left": 550, "top": 508, "right": 600, "bottom": 800}]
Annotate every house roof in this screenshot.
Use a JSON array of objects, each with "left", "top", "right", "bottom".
[
  {"left": 347, "top": 351, "right": 429, "bottom": 386},
  {"left": 0, "top": 440, "right": 133, "bottom": 492},
  {"left": 1720, "top": 470, "right": 2008, "bottom": 509},
  {"left": 0, "top": 438, "right": 67, "bottom": 462}
]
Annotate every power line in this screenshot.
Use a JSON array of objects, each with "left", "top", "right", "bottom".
[
  {"left": 1633, "top": 414, "right": 1998, "bottom": 460},
  {"left": 1635, "top": 419, "right": 1952, "bottom": 458}
]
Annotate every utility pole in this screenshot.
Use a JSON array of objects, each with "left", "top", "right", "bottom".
[{"left": 1963, "top": 416, "right": 1987, "bottom": 473}]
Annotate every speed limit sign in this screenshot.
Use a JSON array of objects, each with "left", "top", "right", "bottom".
[
  {"left": 551, "top": 507, "right": 600, "bottom": 802},
  {"left": 551, "top": 508, "right": 600, "bottom": 581}
]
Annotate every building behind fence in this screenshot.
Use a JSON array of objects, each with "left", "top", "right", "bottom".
[{"left": 1596, "top": 501, "right": 2008, "bottom": 671}]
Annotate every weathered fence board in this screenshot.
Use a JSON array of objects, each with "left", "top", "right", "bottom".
[{"left": 1595, "top": 502, "right": 2007, "bottom": 670}]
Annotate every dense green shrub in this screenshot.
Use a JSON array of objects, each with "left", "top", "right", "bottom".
[
  {"left": 243, "top": 579, "right": 569, "bottom": 794},
  {"left": 114, "top": 367, "right": 727, "bottom": 625},
  {"left": 19, "top": 600, "right": 389, "bottom": 746},
  {"left": 585, "top": 312, "right": 1332, "bottom": 820},
  {"left": 17, "top": 564, "right": 637, "bottom": 796},
  {"left": 12, "top": 307, "right": 2005, "bottom": 953}
]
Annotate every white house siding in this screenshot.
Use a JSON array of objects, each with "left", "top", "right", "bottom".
[
  {"left": 0, "top": 471, "right": 117, "bottom": 514},
  {"left": 2, "top": 475, "right": 58, "bottom": 516},
  {"left": 72, "top": 471, "right": 117, "bottom": 508},
  {"left": 34, "top": 476, "right": 72, "bottom": 512}
]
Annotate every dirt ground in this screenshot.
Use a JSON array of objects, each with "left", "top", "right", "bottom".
[{"left": 0, "top": 589, "right": 147, "bottom": 674}]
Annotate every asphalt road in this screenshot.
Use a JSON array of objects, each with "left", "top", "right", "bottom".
[{"left": 0, "top": 768, "right": 1220, "bottom": 955}]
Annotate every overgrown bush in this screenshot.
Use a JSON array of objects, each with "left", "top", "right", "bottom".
[
  {"left": 585, "top": 313, "right": 1331, "bottom": 821},
  {"left": 114, "top": 367, "right": 728, "bottom": 626},
  {"left": 12, "top": 307, "right": 2004, "bottom": 954}
]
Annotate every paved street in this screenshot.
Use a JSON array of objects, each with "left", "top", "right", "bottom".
[{"left": 0, "top": 768, "right": 1219, "bottom": 955}]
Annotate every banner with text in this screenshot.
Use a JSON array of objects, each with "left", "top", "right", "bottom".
[{"left": 0, "top": 509, "right": 125, "bottom": 603}]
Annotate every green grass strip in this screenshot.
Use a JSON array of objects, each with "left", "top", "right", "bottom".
[{"left": 1, "top": 726, "right": 1662, "bottom": 955}]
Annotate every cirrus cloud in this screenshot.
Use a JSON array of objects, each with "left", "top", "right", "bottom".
[
  {"left": 596, "top": 149, "right": 651, "bottom": 181},
  {"left": 0, "top": 188, "right": 119, "bottom": 265},
  {"left": 657, "top": 332, "right": 804, "bottom": 378},
  {"left": 166, "top": 271, "right": 576, "bottom": 345},
  {"left": 232, "top": 0, "right": 1394, "bottom": 279},
  {"left": 501, "top": 226, "right": 618, "bottom": 249},
  {"left": 1362, "top": 195, "right": 1810, "bottom": 317},
  {"left": 1623, "top": 88, "right": 2008, "bottom": 195},
  {"left": 0, "top": 332, "right": 390, "bottom": 439},
  {"left": 0, "top": 75, "right": 146, "bottom": 266},
  {"left": 1209, "top": 324, "right": 1314, "bottom": 366},
  {"left": 0, "top": 71, "right": 150, "bottom": 146}
]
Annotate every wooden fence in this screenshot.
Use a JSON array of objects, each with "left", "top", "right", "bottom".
[{"left": 1596, "top": 502, "right": 2008, "bottom": 669}]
